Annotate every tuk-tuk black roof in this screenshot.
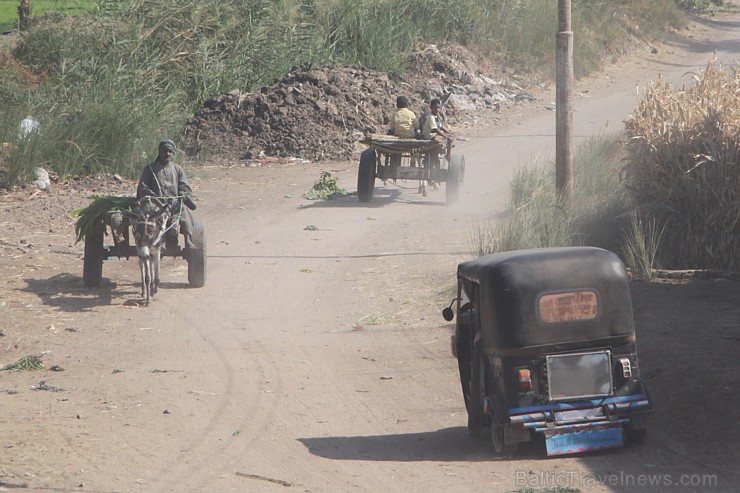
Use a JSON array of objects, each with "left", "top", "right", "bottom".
[{"left": 458, "top": 247, "right": 635, "bottom": 351}]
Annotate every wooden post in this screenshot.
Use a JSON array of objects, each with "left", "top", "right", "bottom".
[
  {"left": 18, "top": 0, "right": 32, "bottom": 31},
  {"left": 556, "top": 0, "right": 574, "bottom": 207}
]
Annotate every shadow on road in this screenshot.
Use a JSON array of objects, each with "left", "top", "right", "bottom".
[
  {"left": 299, "top": 427, "right": 547, "bottom": 462},
  {"left": 21, "top": 273, "right": 120, "bottom": 311},
  {"left": 21, "top": 273, "right": 186, "bottom": 311},
  {"left": 661, "top": 12, "right": 740, "bottom": 57}
]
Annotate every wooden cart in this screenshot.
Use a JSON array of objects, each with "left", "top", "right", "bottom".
[
  {"left": 357, "top": 135, "right": 465, "bottom": 204},
  {"left": 82, "top": 207, "right": 206, "bottom": 289}
]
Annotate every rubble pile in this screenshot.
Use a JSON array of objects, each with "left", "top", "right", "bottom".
[{"left": 181, "top": 43, "right": 537, "bottom": 163}]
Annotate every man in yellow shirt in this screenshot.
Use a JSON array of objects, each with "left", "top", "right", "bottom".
[{"left": 388, "top": 96, "right": 419, "bottom": 139}]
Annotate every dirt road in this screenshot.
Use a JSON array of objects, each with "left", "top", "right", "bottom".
[{"left": 1, "top": 8, "right": 739, "bottom": 493}]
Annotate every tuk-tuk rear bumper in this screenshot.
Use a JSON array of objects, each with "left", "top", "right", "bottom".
[
  {"left": 491, "top": 394, "right": 650, "bottom": 455},
  {"left": 505, "top": 394, "right": 651, "bottom": 428}
]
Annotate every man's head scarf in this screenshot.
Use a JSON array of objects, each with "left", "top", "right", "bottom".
[{"left": 158, "top": 140, "right": 176, "bottom": 154}]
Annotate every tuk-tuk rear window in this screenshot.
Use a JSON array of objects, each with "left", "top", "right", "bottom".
[{"left": 538, "top": 290, "right": 599, "bottom": 323}]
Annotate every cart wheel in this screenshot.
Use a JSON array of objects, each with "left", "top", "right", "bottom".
[
  {"left": 187, "top": 221, "right": 206, "bottom": 288},
  {"left": 492, "top": 421, "right": 518, "bottom": 457},
  {"left": 358, "top": 149, "right": 377, "bottom": 203},
  {"left": 446, "top": 154, "right": 465, "bottom": 204},
  {"left": 83, "top": 222, "right": 105, "bottom": 287},
  {"left": 467, "top": 336, "right": 486, "bottom": 434}
]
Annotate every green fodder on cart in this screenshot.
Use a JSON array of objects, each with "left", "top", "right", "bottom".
[{"left": 72, "top": 195, "right": 137, "bottom": 243}]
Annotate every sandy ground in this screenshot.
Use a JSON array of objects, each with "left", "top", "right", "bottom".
[{"left": 1, "top": 7, "right": 739, "bottom": 493}]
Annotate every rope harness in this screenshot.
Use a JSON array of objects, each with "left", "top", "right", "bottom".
[{"left": 147, "top": 163, "right": 188, "bottom": 235}]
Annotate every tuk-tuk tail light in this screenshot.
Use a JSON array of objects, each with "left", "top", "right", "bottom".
[
  {"left": 518, "top": 369, "right": 532, "bottom": 392},
  {"left": 618, "top": 358, "right": 632, "bottom": 378}
]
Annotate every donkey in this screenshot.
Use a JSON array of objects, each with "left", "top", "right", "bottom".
[{"left": 123, "top": 196, "right": 171, "bottom": 304}]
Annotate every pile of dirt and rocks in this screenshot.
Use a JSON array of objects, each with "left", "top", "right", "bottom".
[{"left": 181, "top": 43, "right": 538, "bottom": 163}]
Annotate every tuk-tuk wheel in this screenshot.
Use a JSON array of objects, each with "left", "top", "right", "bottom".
[
  {"left": 625, "top": 427, "right": 647, "bottom": 445},
  {"left": 491, "top": 422, "right": 517, "bottom": 457},
  {"left": 467, "top": 338, "right": 486, "bottom": 433}
]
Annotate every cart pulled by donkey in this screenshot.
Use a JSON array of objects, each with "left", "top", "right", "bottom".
[{"left": 74, "top": 193, "right": 206, "bottom": 304}]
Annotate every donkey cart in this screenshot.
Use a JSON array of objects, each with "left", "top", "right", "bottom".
[
  {"left": 79, "top": 196, "right": 206, "bottom": 290},
  {"left": 357, "top": 135, "right": 465, "bottom": 204}
]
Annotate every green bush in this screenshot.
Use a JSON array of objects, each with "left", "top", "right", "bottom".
[
  {"left": 2, "top": 128, "right": 42, "bottom": 190},
  {"left": 621, "top": 211, "right": 665, "bottom": 280}
]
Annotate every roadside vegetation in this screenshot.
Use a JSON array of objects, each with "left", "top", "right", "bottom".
[
  {"left": 1, "top": 0, "right": 694, "bottom": 188},
  {"left": 1, "top": 0, "right": 736, "bottom": 272},
  {"left": 473, "top": 63, "right": 739, "bottom": 274},
  {"left": 623, "top": 64, "right": 739, "bottom": 272},
  {"left": 469, "top": 132, "right": 630, "bottom": 260}
]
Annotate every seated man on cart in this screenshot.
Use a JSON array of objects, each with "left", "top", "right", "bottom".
[
  {"left": 387, "top": 96, "right": 421, "bottom": 168},
  {"left": 136, "top": 139, "right": 198, "bottom": 252},
  {"left": 420, "top": 98, "right": 455, "bottom": 187},
  {"left": 420, "top": 98, "right": 454, "bottom": 142},
  {"left": 388, "top": 96, "right": 420, "bottom": 139}
]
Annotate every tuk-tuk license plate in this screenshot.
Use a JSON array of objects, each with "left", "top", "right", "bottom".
[{"left": 545, "top": 427, "right": 623, "bottom": 456}]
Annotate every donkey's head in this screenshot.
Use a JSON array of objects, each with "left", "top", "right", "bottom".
[{"left": 123, "top": 197, "right": 170, "bottom": 257}]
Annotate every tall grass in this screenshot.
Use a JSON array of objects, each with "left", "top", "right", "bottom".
[
  {"left": 1, "top": 123, "right": 42, "bottom": 189},
  {"left": 621, "top": 211, "right": 666, "bottom": 280},
  {"left": 316, "top": 1, "right": 416, "bottom": 71},
  {"left": 470, "top": 132, "right": 632, "bottom": 257},
  {"left": 1, "top": 0, "right": 690, "bottom": 188},
  {"left": 4, "top": 0, "right": 323, "bottom": 185},
  {"left": 472, "top": 64, "right": 739, "bottom": 274},
  {"left": 466, "top": 0, "right": 685, "bottom": 78}
]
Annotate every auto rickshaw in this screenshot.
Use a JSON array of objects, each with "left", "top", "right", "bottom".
[{"left": 442, "top": 247, "right": 652, "bottom": 457}]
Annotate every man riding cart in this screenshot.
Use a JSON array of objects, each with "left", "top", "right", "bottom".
[
  {"left": 357, "top": 97, "right": 464, "bottom": 204},
  {"left": 136, "top": 140, "right": 199, "bottom": 254},
  {"left": 76, "top": 140, "right": 206, "bottom": 291}
]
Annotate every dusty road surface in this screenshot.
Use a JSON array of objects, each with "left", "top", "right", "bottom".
[{"left": 1, "top": 8, "right": 739, "bottom": 493}]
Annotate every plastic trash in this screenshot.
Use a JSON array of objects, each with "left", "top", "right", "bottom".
[
  {"left": 33, "top": 167, "right": 50, "bottom": 190},
  {"left": 19, "top": 116, "right": 40, "bottom": 141}
]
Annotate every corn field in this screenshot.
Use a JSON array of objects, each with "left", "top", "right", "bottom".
[{"left": 623, "top": 64, "right": 740, "bottom": 271}]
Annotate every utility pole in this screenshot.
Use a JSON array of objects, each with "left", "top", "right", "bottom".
[{"left": 556, "top": 0, "right": 574, "bottom": 207}]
